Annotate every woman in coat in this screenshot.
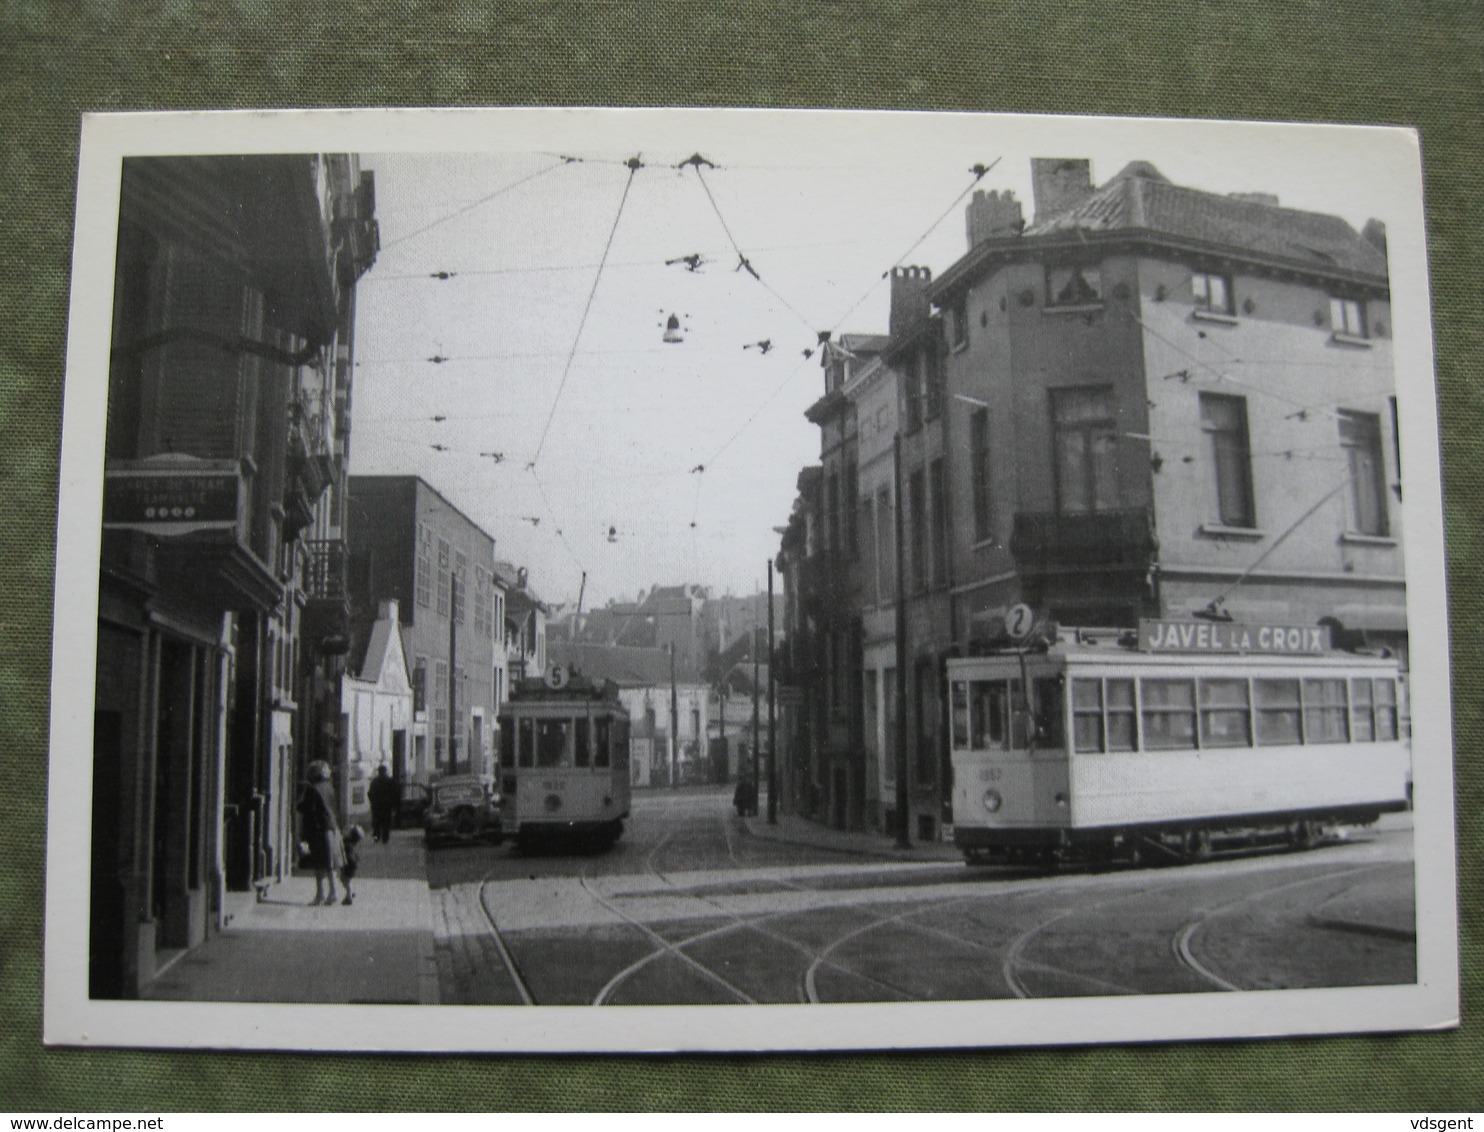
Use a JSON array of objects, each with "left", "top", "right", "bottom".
[{"left": 297, "top": 760, "right": 346, "bottom": 905}]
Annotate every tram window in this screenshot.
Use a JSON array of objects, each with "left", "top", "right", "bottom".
[
  {"left": 951, "top": 682, "right": 970, "bottom": 749},
  {"left": 594, "top": 715, "right": 612, "bottom": 768},
  {"left": 971, "top": 681, "right": 1009, "bottom": 749},
  {"left": 1072, "top": 679, "right": 1104, "bottom": 753},
  {"left": 575, "top": 716, "right": 591, "bottom": 768},
  {"left": 613, "top": 716, "right": 630, "bottom": 767},
  {"left": 1350, "top": 678, "right": 1375, "bottom": 741},
  {"left": 1375, "top": 679, "right": 1399, "bottom": 740},
  {"left": 1032, "top": 677, "right": 1065, "bottom": 749},
  {"left": 1142, "top": 678, "right": 1196, "bottom": 750},
  {"left": 1106, "top": 679, "right": 1136, "bottom": 751},
  {"left": 1304, "top": 678, "right": 1349, "bottom": 743},
  {"left": 517, "top": 718, "right": 535, "bottom": 768},
  {"left": 1199, "top": 678, "right": 1251, "bottom": 747},
  {"left": 499, "top": 717, "right": 515, "bottom": 769},
  {"left": 1254, "top": 679, "right": 1301, "bottom": 745},
  {"left": 536, "top": 718, "right": 571, "bottom": 767}
]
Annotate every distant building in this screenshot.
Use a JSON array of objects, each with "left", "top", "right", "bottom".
[
  {"left": 91, "top": 154, "right": 377, "bottom": 996},
  {"left": 346, "top": 476, "right": 501, "bottom": 781}
]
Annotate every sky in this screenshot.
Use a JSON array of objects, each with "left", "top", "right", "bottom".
[{"left": 345, "top": 112, "right": 1415, "bottom": 611}]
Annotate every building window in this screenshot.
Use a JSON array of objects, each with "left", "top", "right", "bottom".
[
  {"left": 881, "top": 667, "right": 897, "bottom": 785},
  {"left": 1051, "top": 386, "right": 1119, "bottom": 514},
  {"left": 412, "top": 657, "right": 427, "bottom": 713},
  {"left": 875, "top": 488, "right": 893, "bottom": 599},
  {"left": 1330, "top": 296, "right": 1367, "bottom": 338},
  {"left": 415, "top": 526, "right": 432, "bottom": 608},
  {"left": 1339, "top": 410, "right": 1389, "bottom": 536},
  {"left": 970, "top": 408, "right": 992, "bottom": 542},
  {"left": 1046, "top": 265, "right": 1102, "bottom": 307},
  {"left": 860, "top": 494, "right": 876, "bottom": 602},
  {"left": 436, "top": 538, "right": 451, "bottom": 616},
  {"left": 903, "top": 364, "right": 923, "bottom": 433},
  {"left": 825, "top": 472, "right": 840, "bottom": 555},
  {"left": 844, "top": 455, "right": 859, "bottom": 559},
  {"left": 929, "top": 458, "right": 949, "bottom": 587},
  {"left": 1192, "top": 272, "right": 1234, "bottom": 315},
  {"left": 909, "top": 468, "right": 927, "bottom": 592},
  {"left": 947, "top": 295, "right": 968, "bottom": 350},
  {"left": 1201, "top": 393, "right": 1256, "bottom": 528},
  {"left": 921, "top": 350, "right": 943, "bottom": 422},
  {"left": 453, "top": 549, "right": 467, "bottom": 624}
]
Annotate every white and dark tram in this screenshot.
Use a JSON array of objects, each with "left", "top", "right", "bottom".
[
  {"left": 948, "top": 619, "right": 1410, "bottom": 866},
  {"left": 497, "top": 665, "right": 631, "bottom": 850}
]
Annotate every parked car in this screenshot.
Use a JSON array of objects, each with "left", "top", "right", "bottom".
[
  {"left": 423, "top": 773, "right": 504, "bottom": 847},
  {"left": 397, "top": 781, "right": 431, "bottom": 828}
]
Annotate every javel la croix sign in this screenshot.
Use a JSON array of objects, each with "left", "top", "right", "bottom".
[{"left": 1138, "top": 618, "right": 1330, "bottom": 656}]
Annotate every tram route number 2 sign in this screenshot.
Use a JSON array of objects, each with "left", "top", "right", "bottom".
[{"left": 1139, "top": 618, "right": 1330, "bottom": 655}]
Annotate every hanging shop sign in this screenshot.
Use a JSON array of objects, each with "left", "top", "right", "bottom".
[{"left": 103, "top": 458, "right": 242, "bottom": 537}]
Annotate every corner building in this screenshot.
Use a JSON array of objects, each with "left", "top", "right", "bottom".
[{"left": 930, "top": 159, "right": 1402, "bottom": 660}]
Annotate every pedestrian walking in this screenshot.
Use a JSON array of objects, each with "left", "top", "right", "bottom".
[
  {"left": 340, "top": 825, "right": 363, "bottom": 905},
  {"left": 367, "top": 764, "right": 398, "bottom": 844},
  {"left": 296, "top": 759, "right": 345, "bottom": 906}
]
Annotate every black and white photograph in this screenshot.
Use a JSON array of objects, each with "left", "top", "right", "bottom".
[{"left": 44, "top": 107, "right": 1458, "bottom": 1053}]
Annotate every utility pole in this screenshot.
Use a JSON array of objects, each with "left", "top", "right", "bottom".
[
  {"left": 893, "top": 434, "right": 911, "bottom": 848},
  {"left": 448, "top": 570, "right": 459, "bottom": 777},
  {"left": 767, "top": 559, "right": 778, "bottom": 825},
  {"left": 751, "top": 586, "right": 761, "bottom": 815},
  {"left": 669, "top": 641, "right": 680, "bottom": 789}
]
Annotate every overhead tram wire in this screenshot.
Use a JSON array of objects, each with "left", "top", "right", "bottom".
[
  {"left": 529, "top": 156, "right": 642, "bottom": 471},
  {"left": 687, "top": 162, "right": 818, "bottom": 337},
  {"left": 378, "top": 158, "right": 571, "bottom": 252},
  {"left": 693, "top": 158, "right": 1004, "bottom": 478},
  {"left": 827, "top": 157, "right": 1000, "bottom": 336}
]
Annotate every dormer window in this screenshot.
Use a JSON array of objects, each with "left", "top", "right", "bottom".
[
  {"left": 1046, "top": 265, "right": 1102, "bottom": 308},
  {"left": 1330, "top": 296, "right": 1368, "bottom": 339},
  {"left": 1192, "top": 272, "right": 1234, "bottom": 316}
]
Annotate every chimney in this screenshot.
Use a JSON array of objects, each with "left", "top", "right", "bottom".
[
  {"left": 889, "top": 265, "right": 932, "bottom": 338},
  {"left": 1030, "top": 158, "right": 1094, "bottom": 224},
  {"left": 1362, "top": 218, "right": 1388, "bottom": 261},
  {"left": 965, "top": 189, "right": 1024, "bottom": 247}
]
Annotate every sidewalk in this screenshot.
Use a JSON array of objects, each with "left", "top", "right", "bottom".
[
  {"left": 738, "top": 805, "right": 962, "bottom": 863},
  {"left": 144, "top": 827, "right": 439, "bottom": 1005}
]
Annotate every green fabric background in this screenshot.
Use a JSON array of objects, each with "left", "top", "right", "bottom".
[{"left": 1, "top": 0, "right": 1480, "bottom": 1112}]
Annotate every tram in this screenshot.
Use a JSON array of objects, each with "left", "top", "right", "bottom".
[
  {"left": 948, "top": 617, "right": 1410, "bottom": 867},
  {"left": 497, "top": 664, "right": 631, "bottom": 850}
]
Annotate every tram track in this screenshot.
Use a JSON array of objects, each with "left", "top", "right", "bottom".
[{"left": 1170, "top": 862, "right": 1390, "bottom": 992}]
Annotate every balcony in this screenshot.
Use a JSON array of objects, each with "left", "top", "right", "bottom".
[
  {"left": 1010, "top": 508, "right": 1157, "bottom": 574},
  {"left": 301, "top": 538, "right": 350, "bottom": 652}
]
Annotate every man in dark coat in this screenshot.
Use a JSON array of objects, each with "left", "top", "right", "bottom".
[{"left": 367, "top": 764, "right": 399, "bottom": 844}]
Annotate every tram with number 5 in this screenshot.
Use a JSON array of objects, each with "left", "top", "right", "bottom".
[
  {"left": 497, "top": 665, "right": 632, "bottom": 850},
  {"left": 948, "top": 616, "right": 1410, "bottom": 867}
]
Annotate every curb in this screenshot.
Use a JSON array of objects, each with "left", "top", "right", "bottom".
[
  {"left": 1305, "top": 913, "right": 1416, "bottom": 943},
  {"left": 737, "top": 814, "right": 961, "bottom": 863}
]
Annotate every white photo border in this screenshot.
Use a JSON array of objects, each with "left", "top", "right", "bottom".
[{"left": 44, "top": 106, "right": 1460, "bottom": 1052}]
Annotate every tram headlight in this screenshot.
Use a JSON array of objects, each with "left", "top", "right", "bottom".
[{"left": 981, "top": 789, "right": 1003, "bottom": 814}]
